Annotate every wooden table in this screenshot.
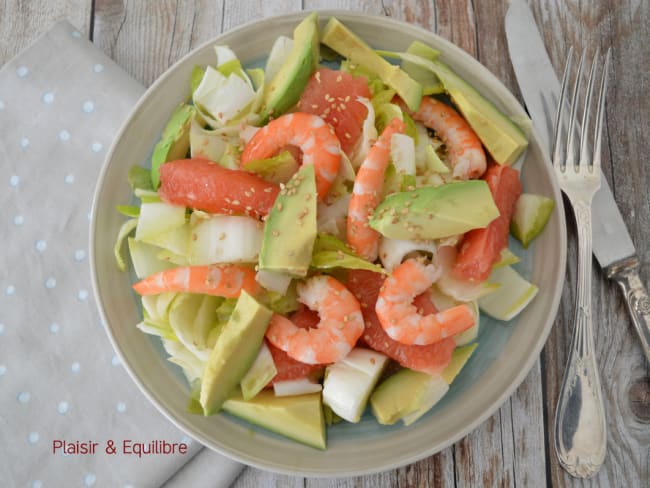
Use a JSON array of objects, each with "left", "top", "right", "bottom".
[{"left": 2, "top": 1, "right": 648, "bottom": 486}]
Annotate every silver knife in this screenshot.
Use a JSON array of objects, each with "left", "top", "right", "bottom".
[{"left": 505, "top": 0, "right": 650, "bottom": 363}]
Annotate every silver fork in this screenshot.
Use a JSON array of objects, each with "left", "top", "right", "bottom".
[{"left": 552, "top": 46, "right": 611, "bottom": 478}]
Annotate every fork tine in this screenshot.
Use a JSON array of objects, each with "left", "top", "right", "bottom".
[
  {"left": 566, "top": 51, "right": 586, "bottom": 171},
  {"left": 578, "top": 48, "right": 600, "bottom": 168},
  {"left": 552, "top": 47, "right": 574, "bottom": 168},
  {"left": 592, "top": 48, "right": 611, "bottom": 171}
]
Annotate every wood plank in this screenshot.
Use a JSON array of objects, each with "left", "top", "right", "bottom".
[
  {"left": 92, "top": 0, "right": 225, "bottom": 87},
  {"left": 222, "top": 0, "right": 302, "bottom": 31},
  {"left": 303, "top": 0, "right": 384, "bottom": 14},
  {"left": 0, "top": 0, "right": 91, "bottom": 66},
  {"left": 530, "top": 0, "right": 650, "bottom": 486}
]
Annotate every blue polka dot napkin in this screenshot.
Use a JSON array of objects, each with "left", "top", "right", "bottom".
[{"left": 0, "top": 20, "right": 243, "bottom": 488}]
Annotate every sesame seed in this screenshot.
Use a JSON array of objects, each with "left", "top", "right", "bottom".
[
  {"left": 311, "top": 104, "right": 319, "bottom": 109},
  {"left": 272, "top": 230, "right": 280, "bottom": 237},
  {"left": 344, "top": 132, "right": 351, "bottom": 139},
  {"left": 232, "top": 199, "right": 240, "bottom": 205},
  {"left": 264, "top": 188, "right": 273, "bottom": 193},
  {"left": 277, "top": 202, "right": 283, "bottom": 211},
  {"left": 336, "top": 75, "right": 342, "bottom": 82},
  {"left": 244, "top": 191, "right": 251, "bottom": 197}
]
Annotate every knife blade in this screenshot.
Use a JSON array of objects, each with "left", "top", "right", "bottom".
[{"left": 505, "top": 0, "right": 650, "bottom": 361}]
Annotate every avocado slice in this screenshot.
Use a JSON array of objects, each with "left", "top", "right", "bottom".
[
  {"left": 321, "top": 17, "right": 423, "bottom": 112},
  {"left": 222, "top": 390, "right": 326, "bottom": 450},
  {"left": 369, "top": 180, "right": 500, "bottom": 240},
  {"left": 420, "top": 59, "right": 528, "bottom": 165},
  {"left": 370, "top": 369, "right": 448, "bottom": 426},
  {"left": 199, "top": 291, "right": 273, "bottom": 415},
  {"left": 261, "top": 12, "right": 319, "bottom": 122},
  {"left": 370, "top": 344, "right": 478, "bottom": 426},
  {"left": 441, "top": 343, "right": 478, "bottom": 384},
  {"left": 258, "top": 164, "right": 317, "bottom": 277},
  {"left": 150, "top": 104, "right": 195, "bottom": 189}
]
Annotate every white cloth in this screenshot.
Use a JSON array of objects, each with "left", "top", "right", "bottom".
[{"left": 0, "top": 20, "right": 243, "bottom": 488}]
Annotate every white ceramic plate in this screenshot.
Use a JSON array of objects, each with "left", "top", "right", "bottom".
[{"left": 90, "top": 11, "right": 567, "bottom": 477}]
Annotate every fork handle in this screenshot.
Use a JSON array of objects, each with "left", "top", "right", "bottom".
[
  {"left": 554, "top": 201, "right": 607, "bottom": 478},
  {"left": 607, "top": 257, "right": 650, "bottom": 363}
]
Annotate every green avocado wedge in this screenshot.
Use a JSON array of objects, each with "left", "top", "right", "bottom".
[
  {"left": 150, "top": 104, "right": 195, "bottom": 189},
  {"left": 438, "top": 63, "right": 528, "bottom": 165},
  {"left": 260, "top": 12, "right": 319, "bottom": 122},
  {"left": 321, "top": 17, "right": 423, "bottom": 111},
  {"left": 370, "top": 344, "right": 478, "bottom": 426},
  {"left": 222, "top": 390, "right": 326, "bottom": 450},
  {"left": 199, "top": 291, "right": 273, "bottom": 416},
  {"left": 258, "top": 164, "right": 318, "bottom": 277},
  {"left": 369, "top": 180, "right": 500, "bottom": 240}
]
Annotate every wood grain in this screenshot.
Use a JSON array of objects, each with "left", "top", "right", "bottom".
[
  {"left": 93, "top": 0, "right": 225, "bottom": 87},
  {"left": 3, "top": 0, "right": 648, "bottom": 486},
  {"left": 0, "top": 0, "right": 91, "bottom": 65}
]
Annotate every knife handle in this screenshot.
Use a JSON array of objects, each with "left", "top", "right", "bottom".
[{"left": 607, "top": 257, "right": 650, "bottom": 363}]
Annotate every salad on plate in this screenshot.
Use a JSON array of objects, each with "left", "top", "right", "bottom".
[{"left": 114, "top": 13, "right": 555, "bottom": 450}]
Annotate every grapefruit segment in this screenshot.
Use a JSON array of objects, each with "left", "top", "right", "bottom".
[
  {"left": 298, "top": 68, "right": 371, "bottom": 155},
  {"left": 158, "top": 158, "right": 279, "bottom": 218},
  {"left": 453, "top": 163, "right": 522, "bottom": 282}
]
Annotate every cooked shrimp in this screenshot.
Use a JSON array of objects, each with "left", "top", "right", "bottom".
[
  {"left": 265, "top": 275, "right": 364, "bottom": 364},
  {"left": 407, "top": 97, "right": 486, "bottom": 179},
  {"left": 132, "top": 264, "right": 259, "bottom": 297},
  {"left": 347, "top": 117, "right": 406, "bottom": 261},
  {"left": 375, "top": 258, "right": 475, "bottom": 345},
  {"left": 240, "top": 112, "right": 342, "bottom": 199}
]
